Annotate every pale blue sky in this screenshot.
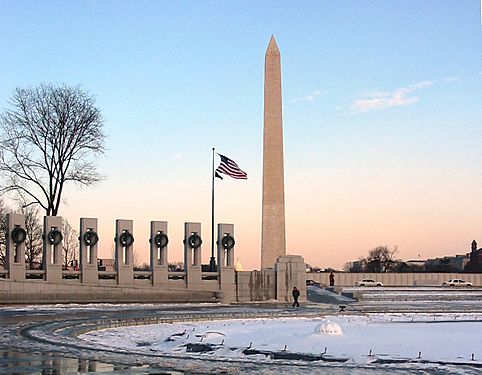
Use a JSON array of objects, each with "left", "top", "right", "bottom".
[{"left": 0, "top": 1, "right": 481, "bottom": 269}]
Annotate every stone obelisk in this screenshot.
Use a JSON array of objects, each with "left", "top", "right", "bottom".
[{"left": 261, "top": 36, "right": 286, "bottom": 269}]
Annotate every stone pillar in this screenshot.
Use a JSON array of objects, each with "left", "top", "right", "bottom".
[
  {"left": 217, "top": 223, "right": 236, "bottom": 303},
  {"left": 150, "top": 220, "right": 168, "bottom": 286},
  {"left": 80, "top": 218, "right": 99, "bottom": 285},
  {"left": 6, "top": 213, "right": 26, "bottom": 281},
  {"left": 184, "top": 222, "right": 202, "bottom": 289},
  {"left": 43, "top": 216, "right": 63, "bottom": 283},
  {"left": 115, "top": 219, "right": 134, "bottom": 286},
  {"left": 275, "top": 255, "right": 306, "bottom": 303},
  {"left": 261, "top": 35, "right": 286, "bottom": 269}
]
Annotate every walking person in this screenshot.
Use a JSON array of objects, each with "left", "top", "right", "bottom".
[
  {"left": 329, "top": 272, "right": 335, "bottom": 286},
  {"left": 292, "top": 286, "right": 300, "bottom": 307}
]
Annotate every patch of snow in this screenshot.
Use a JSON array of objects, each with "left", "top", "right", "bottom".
[
  {"left": 314, "top": 319, "right": 342, "bottom": 335},
  {"left": 79, "top": 313, "right": 482, "bottom": 366},
  {"left": 307, "top": 286, "right": 356, "bottom": 302}
]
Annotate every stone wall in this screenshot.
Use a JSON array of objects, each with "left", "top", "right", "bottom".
[
  {"left": 236, "top": 255, "right": 307, "bottom": 303},
  {"left": 0, "top": 279, "right": 216, "bottom": 304},
  {"left": 275, "top": 255, "right": 306, "bottom": 302},
  {"left": 0, "top": 255, "right": 308, "bottom": 305},
  {"left": 308, "top": 272, "right": 482, "bottom": 287},
  {"left": 236, "top": 270, "right": 277, "bottom": 302}
]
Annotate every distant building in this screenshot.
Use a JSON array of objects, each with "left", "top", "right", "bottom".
[
  {"left": 98, "top": 258, "right": 115, "bottom": 271},
  {"left": 346, "top": 241, "right": 482, "bottom": 273},
  {"left": 346, "top": 260, "right": 367, "bottom": 273},
  {"left": 403, "top": 260, "right": 426, "bottom": 271},
  {"left": 234, "top": 259, "right": 243, "bottom": 272},
  {"left": 306, "top": 264, "right": 323, "bottom": 273},
  {"left": 425, "top": 254, "right": 470, "bottom": 272},
  {"left": 465, "top": 240, "right": 482, "bottom": 272}
]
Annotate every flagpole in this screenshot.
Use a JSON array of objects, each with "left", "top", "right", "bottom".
[{"left": 210, "top": 147, "right": 216, "bottom": 272}]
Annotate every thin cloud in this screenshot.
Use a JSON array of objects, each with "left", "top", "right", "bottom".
[
  {"left": 441, "top": 77, "right": 460, "bottom": 83},
  {"left": 291, "top": 90, "right": 326, "bottom": 103},
  {"left": 409, "top": 80, "right": 433, "bottom": 89},
  {"left": 351, "top": 81, "right": 433, "bottom": 113}
]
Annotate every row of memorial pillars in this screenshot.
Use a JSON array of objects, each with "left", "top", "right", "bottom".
[
  {"left": 182, "top": 222, "right": 235, "bottom": 298},
  {"left": 111, "top": 220, "right": 236, "bottom": 291},
  {"left": 5, "top": 215, "right": 236, "bottom": 293},
  {"left": 7, "top": 214, "right": 72, "bottom": 283}
]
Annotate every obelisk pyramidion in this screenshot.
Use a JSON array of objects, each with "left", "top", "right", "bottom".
[{"left": 261, "top": 36, "right": 286, "bottom": 269}]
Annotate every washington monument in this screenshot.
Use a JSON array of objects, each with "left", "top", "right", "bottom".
[{"left": 261, "top": 36, "right": 286, "bottom": 269}]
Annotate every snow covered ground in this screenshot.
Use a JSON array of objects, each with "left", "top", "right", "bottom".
[
  {"left": 2, "top": 294, "right": 482, "bottom": 373},
  {"left": 79, "top": 313, "right": 482, "bottom": 366}
]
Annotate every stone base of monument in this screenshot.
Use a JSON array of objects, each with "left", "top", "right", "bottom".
[
  {"left": 235, "top": 255, "right": 306, "bottom": 303},
  {"left": 275, "top": 255, "right": 306, "bottom": 303}
]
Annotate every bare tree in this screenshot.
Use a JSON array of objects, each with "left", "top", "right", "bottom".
[
  {"left": 132, "top": 249, "right": 141, "bottom": 268},
  {"left": 22, "top": 205, "right": 43, "bottom": 269},
  {"left": 343, "top": 262, "right": 353, "bottom": 272},
  {"left": 0, "top": 84, "right": 105, "bottom": 215},
  {"left": 62, "top": 219, "right": 79, "bottom": 269},
  {"left": 134, "top": 262, "right": 150, "bottom": 271},
  {"left": 168, "top": 261, "right": 184, "bottom": 272},
  {"left": 366, "top": 245, "right": 398, "bottom": 273}
]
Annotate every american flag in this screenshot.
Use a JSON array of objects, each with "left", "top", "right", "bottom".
[{"left": 215, "top": 154, "right": 247, "bottom": 180}]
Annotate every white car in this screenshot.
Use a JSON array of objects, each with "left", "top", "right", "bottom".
[
  {"left": 355, "top": 279, "right": 383, "bottom": 287},
  {"left": 441, "top": 279, "right": 472, "bottom": 287}
]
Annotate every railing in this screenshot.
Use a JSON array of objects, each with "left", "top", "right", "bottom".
[
  {"left": 168, "top": 271, "right": 185, "bottom": 280},
  {"left": 26, "top": 270, "right": 45, "bottom": 280},
  {"left": 62, "top": 270, "right": 81, "bottom": 280},
  {"left": 202, "top": 272, "right": 219, "bottom": 281},
  {"left": 133, "top": 271, "right": 151, "bottom": 281},
  {"left": 98, "top": 271, "right": 117, "bottom": 280},
  {"left": 1, "top": 268, "right": 236, "bottom": 287}
]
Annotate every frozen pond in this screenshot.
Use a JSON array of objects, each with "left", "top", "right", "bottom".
[
  {"left": 2, "top": 295, "right": 482, "bottom": 374},
  {"left": 80, "top": 313, "right": 482, "bottom": 367}
]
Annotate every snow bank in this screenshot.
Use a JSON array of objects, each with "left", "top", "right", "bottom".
[
  {"left": 314, "top": 319, "right": 342, "bottom": 335},
  {"left": 79, "top": 313, "right": 482, "bottom": 367},
  {"left": 306, "top": 285, "right": 356, "bottom": 304}
]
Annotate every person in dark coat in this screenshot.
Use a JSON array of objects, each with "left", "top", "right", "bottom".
[
  {"left": 292, "top": 286, "right": 300, "bottom": 307},
  {"left": 329, "top": 272, "right": 335, "bottom": 286}
]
